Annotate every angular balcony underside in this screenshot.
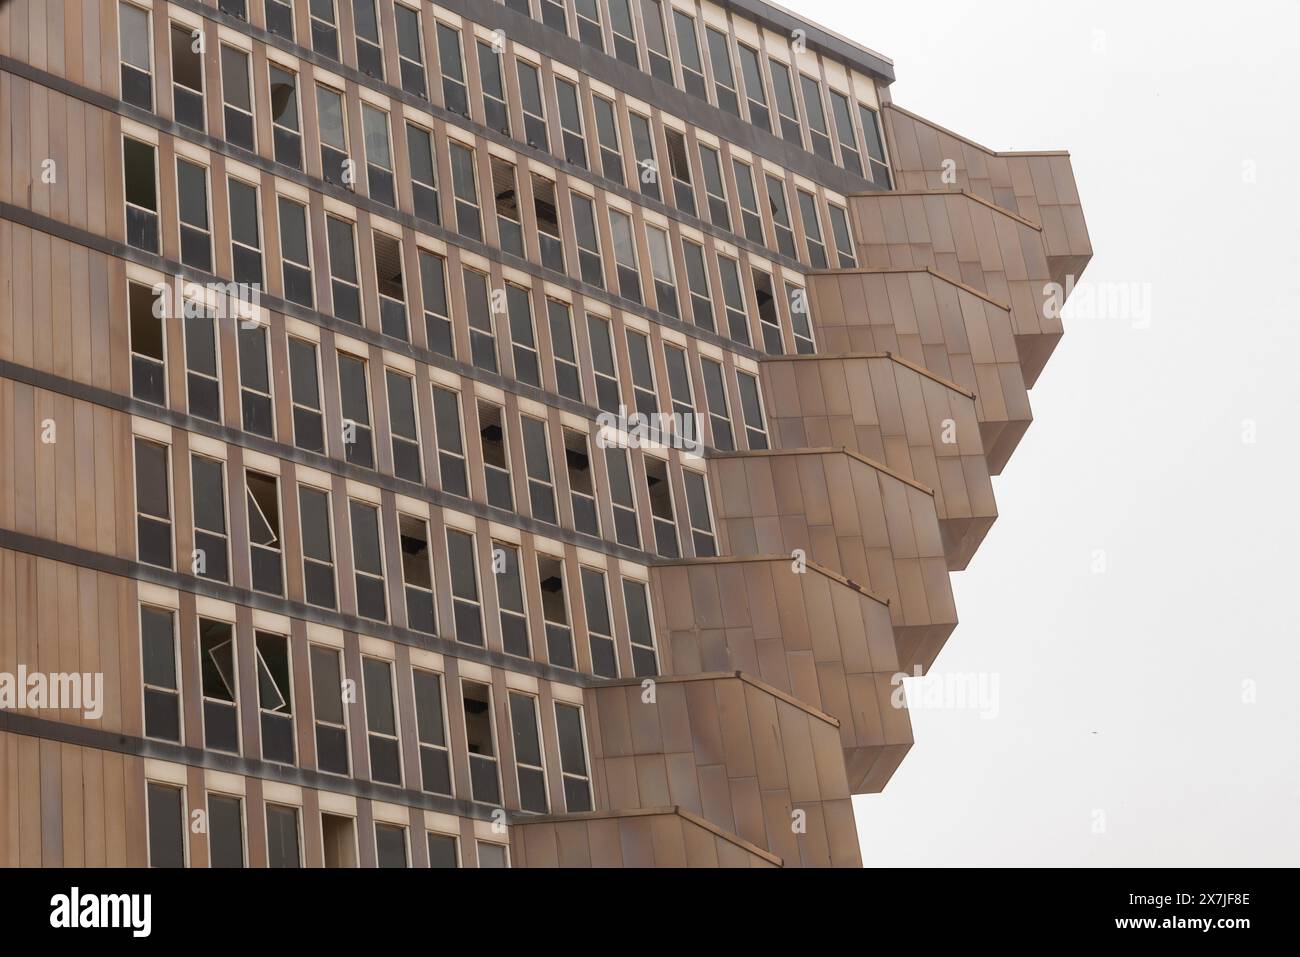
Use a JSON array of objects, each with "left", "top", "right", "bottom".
[
  {"left": 807, "top": 267, "right": 1030, "bottom": 475},
  {"left": 651, "top": 556, "right": 912, "bottom": 794},
  {"left": 582, "top": 672, "right": 862, "bottom": 867},
  {"left": 709, "top": 449, "right": 955, "bottom": 674},
  {"left": 761, "top": 353, "right": 995, "bottom": 569}
]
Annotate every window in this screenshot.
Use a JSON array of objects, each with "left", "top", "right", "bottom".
[
  {"left": 256, "top": 631, "right": 294, "bottom": 764},
  {"left": 449, "top": 141, "right": 482, "bottom": 241},
  {"left": 298, "top": 484, "right": 337, "bottom": 609},
  {"left": 191, "top": 454, "right": 229, "bottom": 583},
  {"left": 129, "top": 283, "right": 165, "bottom": 405},
  {"left": 413, "top": 670, "right": 452, "bottom": 794},
  {"left": 264, "top": 0, "right": 295, "bottom": 41},
  {"left": 604, "top": 447, "right": 640, "bottom": 549},
  {"left": 265, "top": 805, "right": 301, "bottom": 868},
  {"left": 220, "top": 45, "right": 254, "bottom": 151},
  {"left": 228, "top": 177, "right": 262, "bottom": 286},
  {"left": 799, "top": 189, "right": 829, "bottom": 268},
  {"left": 664, "top": 129, "right": 696, "bottom": 216},
  {"left": 478, "top": 401, "right": 513, "bottom": 510},
  {"left": 505, "top": 284, "right": 540, "bottom": 386},
  {"left": 701, "top": 358, "right": 734, "bottom": 450},
  {"left": 509, "top": 693, "right": 548, "bottom": 812},
  {"left": 753, "top": 267, "right": 783, "bottom": 354},
  {"left": 574, "top": 0, "right": 603, "bottom": 49},
  {"left": 732, "top": 159, "right": 764, "bottom": 244},
  {"left": 698, "top": 144, "right": 730, "bottom": 229},
  {"left": 786, "top": 280, "right": 815, "bottom": 354},
  {"left": 362, "top": 105, "right": 396, "bottom": 207},
  {"left": 532, "top": 173, "right": 565, "bottom": 271},
  {"left": 321, "top": 814, "right": 357, "bottom": 867},
  {"left": 536, "top": 555, "right": 574, "bottom": 668},
  {"left": 208, "top": 793, "right": 244, "bottom": 868},
  {"left": 626, "top": 329, "right": 658, "bottom": 416},
  {"left": 326, "top": 215, "right": 361, "bottom": 323},
  {"left": 829, "top": 203, "right": 857, "bottom": 267},
  {"left": 238, "top": 322, "right": 273, "bottom": 437},
  {"left": 246, "top": 470, "right": 283, "bottom": 594},
  {"left": 311, "top": 645, "right": 349, "bottom": 775},
  {"left": 373, "top": 230, "right": 408, "bottom": 339},
  {"left": 830, "top": 90, "right": 862, "bottom": 177},
  {"left": 268, "top": 65, "right": 302, "bottom": 169},
  {"left": 463, "top": 680, "right": 500, "bottom": 804},
  {"left": 147, "top": 783, "right": 185, "bottom": 867},
  {"left": 641, "top": 0, "right": 673, "bottom": 82},
  {"left": 859, "top": 104, "right": 892, "bottom": 187},
  {"left": 135, "top": 438, "right": 172, "bottom": 569},
  {"left": 491, "top": 157, "right": 524, "bottom": 258},
  {"left": 170, "top": 23, "right": 204, "bottom": 131},
  {"left": 446, "top": 528, "right": 483, "bottom": 644},
  {"left": 123, "top": 137, "right": 159, "bottom": 253},
  {"left": 199, "top": 617, "right": 239, "bottom": 753},
  {"left": 540, "top": 0, "right": 567, "bottom": 32},
  {"left": 477, "top": 842, "right": 509, "bottom": 868},
  {"left": 375, "top": 824, "right": 408, "bottom": 868},
  {"left": 477, "top": 40, "right": 509, "bottom": 134},
  {"left": 337, "top": 352, "right": 375, "bottom": 468},
  {"left": 570, "top": 192, "right": 604, "bottom": 288},
  {"left": 683, "top": 470, "right": 717, "bottom": 556},
  {"left": 664, "top": 344, "right": 695, "bottom": 421},
  {"left": 277, "top": 196, "right": 313, "bottom": 307},
  {"left": 621, "top": 578, "right": 660, "bottom": 675},
  {"left": 580, "top": 567, "right": 617, "bottom": 678},
  {"left": 176, "top": 159, "right": 211, "bottom": 271},
  {"left": 437, "top": 23, "right": 468, "bottom": 116},
  {"left": 799, "top": 74, "right": 833, "bottom": 161},
  {"left": 494, "top": 542, "right": 529, "bottom": 657},
  {"left": 737, "top": 372, "right": 769, "bottom": 449},
  {"left": 629, "top": 112, "right": 660, "bottom": 202},
  {"left": 350, "top": 500, "right": 387, "bottom": 622},
  {"left": 609, "top": 0, "right": 639, "bottom": 66},
  {"left": 706, "top": 28, "right": 739, "bottom": 115},
  {"left": 645, "top": 226, "right": 678, "bottom": 319},
  {"left": 546, "top": 299, "right": 582, "bottom": 401},
  {"left": 427, "top": 833, "right": 458, "bottom": 868},
  {"left": 316, "top": 84, "right": 349, "bottom": 187},
  {"left": 141, "top": 605, "right": 180, "bottom": 742},
  {"left": 768, "top": 58, "right": 801, "bottom": 146},
  {"left": 586, "top": 314, "right": 620, "bottom": 414},
  {"left": 407, "top": 123, "right": 440, "bottom": 223},
  {"left": 310, "top": 0, "right": 339, "bottom": 60},
  {"left": 386, "top": 370, "right": 422, "bottom": 482},
  {"left": 682, "top": 240, "right": 714, "bottom": 331},
  {"left": 288, "top": 337, "right": 325, "bottom": 453},
  {"left": 432, "top": 386, "right": 469, "bottom": 496},
  {"left": 395, "top": 4, "right": 426, "bottom": 96},
  {"left": 521, "top": 416, "right": 557, "bottom": 525},
  {"left": 737, "top": 44, "right": 769, "bottom": 132},
  {"left": 118, "top": 3, "right": 153, "bottom": 111},
  {"left": 419, "top": 250, "right": 453, "bottom": 355},
  {"left": 555, "top": 703, "right": 593, "bottom": 811},
  {"left": 609, "top": 209, "right": 642, "bottom": 304},
  {"left": 592, "top": 95, "right": 624, "bottom": 184},
  {"left": 400, "top": 515, "right": 435, "bottom": 633},
  {"left": 516, "top": 60, "right": 548, "bottom": 150},
  {"left": 563, "top": 429, "right": 599, "bottom": 537},
  {"left": 717, "top": 254, "right": 752, "bottom": 346},
  {"left": 363, "top": 657, "right": 401, "bottom": 783},
  {"left": 765, "top": 173, "right": 797, "bottom": 258},
  {"left": 644, "top": 456, "right": 678, "bottom": 558},
  {"left": 555, "top": 77, "right": 587, "bottom": 168},
  {"left": 672, "top": 11, "right": 706, "bottom": 98}
]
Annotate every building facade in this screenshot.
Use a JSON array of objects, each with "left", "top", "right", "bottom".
[{"left": 0, "top": 0, "right": 1090, "bottom": 867}]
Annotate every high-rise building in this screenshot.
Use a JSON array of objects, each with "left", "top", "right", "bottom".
[{"left": 0, "top": 0, "right": 1090, "bottom": 867}]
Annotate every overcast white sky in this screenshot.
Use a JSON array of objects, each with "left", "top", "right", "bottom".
[{"left": 785, "top": 0, "right": 1300, "bottom": 866}]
